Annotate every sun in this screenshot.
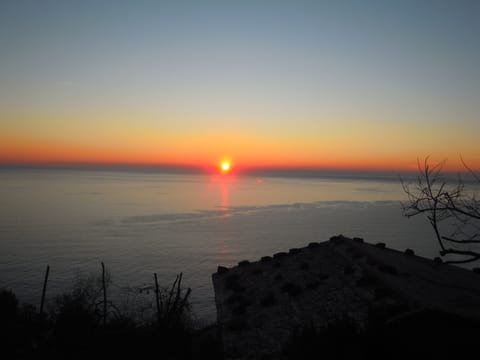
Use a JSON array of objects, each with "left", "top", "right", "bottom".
[{"left": 220, "top": 160, "right": 231, "bottom": 173}]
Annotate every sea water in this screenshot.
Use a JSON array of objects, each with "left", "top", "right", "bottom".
[{"left": 0, "top": 168, "right": 438, "bottom": 323}]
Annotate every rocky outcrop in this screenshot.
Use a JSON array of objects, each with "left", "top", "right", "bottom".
[{"left": 212, "top": 235, "right": 480, "bottom": 359}]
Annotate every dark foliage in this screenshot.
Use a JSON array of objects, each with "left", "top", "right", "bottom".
[
  {"left": 283, "top": 317, "right": 361, "bottom": 359},
  {"left": 283, "top": 309, "right": 480, "bottom": 360},
  {"left": 0, "top": 271, "right": 222, "bottom": 360}
]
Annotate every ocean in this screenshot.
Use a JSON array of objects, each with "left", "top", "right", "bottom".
[{"left": 0, "top": 167, "right": 440, "bottom": 324}]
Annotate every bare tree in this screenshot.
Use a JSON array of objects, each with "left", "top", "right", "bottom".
[{"left": 402, "top": 157, "right": 480, "bottom": 264}]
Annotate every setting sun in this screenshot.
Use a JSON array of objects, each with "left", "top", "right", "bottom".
[{"left": 220, "top": 161, "right": 231, "bottom": 173}]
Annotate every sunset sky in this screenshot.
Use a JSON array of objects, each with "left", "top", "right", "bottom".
[{"left": 1, "top": 0, "right": 479, "bottom": 172}]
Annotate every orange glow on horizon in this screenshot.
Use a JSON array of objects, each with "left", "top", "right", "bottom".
[{"left": 1, "top": 133, "right": 479, "bottom": 174}]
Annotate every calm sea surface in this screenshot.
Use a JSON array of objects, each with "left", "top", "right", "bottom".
[{"left": 0, "top": 168, "right": 440, "bottom": 324}]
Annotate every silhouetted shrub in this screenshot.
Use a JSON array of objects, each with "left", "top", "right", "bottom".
[
  {"left": 0, "top": 270, "right": 202, "bottom": 359},
  {"left": 53, "top": 292, "right": 99, "bottom": 356},
  {"left": 191, "top": 325, "right": 223, "bottom": 360},
  {"left": 0, "top": 288, "right": 18, "bottom": 325},
  {"left": 0, "top": 289, "right": 19, "bottom": 354},
  {"left": 283, "top": 309, "right": 480, "bottom": 360},
  {"left": 0, "top": 289, "right": 47, "bottom": 357}
]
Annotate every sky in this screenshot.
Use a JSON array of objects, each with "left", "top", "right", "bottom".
[{"left": 1, "top": 0, "right": 479, "bottom": 172}]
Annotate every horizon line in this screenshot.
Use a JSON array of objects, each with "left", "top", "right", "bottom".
[{"left": 0, "top": 161, "right": 471, "bottom": 180}]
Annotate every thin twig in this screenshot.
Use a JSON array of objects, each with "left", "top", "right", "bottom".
[
  {"left": 40, "top": 265, "right": 50, "bottom": 315},
  {"left": 101, "top": 262, "right": 107, "bottom": 326}
]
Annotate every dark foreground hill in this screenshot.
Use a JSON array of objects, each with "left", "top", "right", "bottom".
[
  {"left": 213, "top": 235, "right": 480, "bottom": 359},
  {"left": 2, "top": 235, "right": 480, "bottom": 359}
]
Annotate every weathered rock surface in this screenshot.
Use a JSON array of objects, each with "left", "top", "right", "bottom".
[{"left": 212, "top": 235, "right": 480, "bottom": 359}]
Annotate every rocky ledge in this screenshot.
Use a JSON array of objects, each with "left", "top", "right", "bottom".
[{"left": 212, "top": 235, "right": 480, "bottom": 359}]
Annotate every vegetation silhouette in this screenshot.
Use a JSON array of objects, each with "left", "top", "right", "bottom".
[
  {"left": 0, "top": 265, "right": 222, "bottom": 359},
  {"left": 282, "top": 309, "right": 479, "bottom": 360},
  {"left": 402, "top": 157, "right": 480, "bottom": 264},
  {"left": 3, "top": 256, "right": 480, "bottom": 359}
]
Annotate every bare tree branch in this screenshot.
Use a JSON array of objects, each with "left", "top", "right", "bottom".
[{"left": 401, "top": 157, "right": 480, "bottom": 264}]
